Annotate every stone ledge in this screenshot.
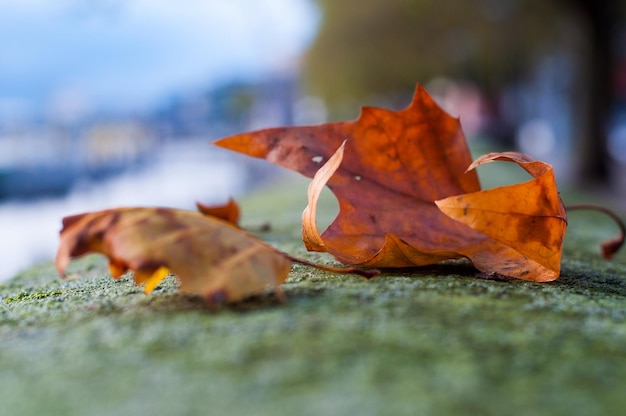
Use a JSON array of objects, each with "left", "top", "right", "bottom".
[{"left": 1, "top": 176, "right": 625, "bottom": 416}]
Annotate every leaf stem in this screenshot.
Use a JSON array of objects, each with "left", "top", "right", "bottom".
[
  {"left": 283, "top": 253, "right": 380, "bottom": 279},
  {"left": 565, "top": 204, "right": 625, "bottom": 259}
]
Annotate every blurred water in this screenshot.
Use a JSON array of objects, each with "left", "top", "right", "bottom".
[{"left": 0, "top": 139, "right": 273, "bottom": 282}]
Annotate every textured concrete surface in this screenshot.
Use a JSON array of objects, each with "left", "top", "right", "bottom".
[{"left": 1, "top": 173, "right": 624, "bottom": 416}]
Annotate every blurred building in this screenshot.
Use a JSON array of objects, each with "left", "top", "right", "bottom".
[
  {"left": 0, "top": 75, "right": 305, "bottom": 200},
  {"left": 0, "top": 120, "right": 154, "bottom": 199},
  {"left": 152, "top": 76, "right": 298, "bottom": 139}
]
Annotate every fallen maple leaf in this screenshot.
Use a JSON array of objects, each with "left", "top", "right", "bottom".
[
  {"left": 56, "top": 207, "right": 377, "bottom": 304},
  {"left": 56, "top": 207, "right": 292, "bottom": 303},
  {"left": 215, "top": 84, "right": 568, "bottom": 282}
]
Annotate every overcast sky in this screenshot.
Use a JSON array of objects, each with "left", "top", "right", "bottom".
[{"left": 0, "top": 0, "right": 318, "bottom": 121}]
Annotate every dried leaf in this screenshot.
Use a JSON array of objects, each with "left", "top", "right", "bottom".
[
  {"left": 215, "top": 84, "right": 568, "bottom": 281},
  {"left": 196, "top": 197, "right": 240, "bottom": 225},
  {"left": 55, "top": 207, "right": 291, "bottom": 303},
  {"left": 435, "top": 152, "right": 567, "bottom": 281}
]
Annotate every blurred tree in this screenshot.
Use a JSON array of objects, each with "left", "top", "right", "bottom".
[
  {"left": 305, "top": 0, "right": 563, "bottom": 111},
  {"left": 304, "top": 0, "right": 625, "bottom": 185},
  {"left": 566, "top": 0, "right": 620, "bottom": 184}
]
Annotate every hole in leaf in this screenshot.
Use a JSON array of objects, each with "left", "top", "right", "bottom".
[{"left": 474, "top": 161, "right": 534, "bottom": 190}]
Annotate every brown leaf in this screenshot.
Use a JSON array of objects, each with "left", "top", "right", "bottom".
[
  {"left": 55, "top": 207, "right": 291, "bottom": 303},
  {"left": 215, "top": 84, "right": 567, "bottom": 281},
  {"left": 196, "top": 197, "right": 240, "bottom": 225}
]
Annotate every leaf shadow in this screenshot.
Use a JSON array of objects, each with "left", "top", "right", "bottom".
[
  {"left": 375, "top": 260, "right": 479, "bottom": 280},
  {"left": 375, "top": 259, "right": 625, "bottom": 299},
  {"left": 551, "top": 265, "right": 626, "bottom": 298},
  {"left": 138, "top": 285, "right": 328, "bottom": 314}
]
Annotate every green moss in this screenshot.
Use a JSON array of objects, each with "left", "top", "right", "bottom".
[
  {"left": 1, "top": 176, "right": 625, "bottom": 416},
  {"left": 5, "top": 289, "right": 64, "bottom": 303}
]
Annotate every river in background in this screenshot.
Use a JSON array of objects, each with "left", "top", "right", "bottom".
[{"left": 0, "top": 139, "right": 280, "bottom": 282}]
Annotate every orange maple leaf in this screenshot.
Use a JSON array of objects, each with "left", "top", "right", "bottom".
[{"left": 215, "top": 85, "right": 568, "bottom": 282}]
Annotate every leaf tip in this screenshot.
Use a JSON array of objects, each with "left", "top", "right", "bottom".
[
  {"left": 54, "top": 248, "right": 75, "bottom": 280},
  {"left": 600, "top": 236, "right": 624, "bottom": 260},
  {"left": 196, "top": 197, "right": 241, "bottom": 225}
]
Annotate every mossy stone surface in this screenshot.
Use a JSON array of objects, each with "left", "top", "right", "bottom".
[{"left": 1, "top": 175, "right": 625, "bottom": 416}]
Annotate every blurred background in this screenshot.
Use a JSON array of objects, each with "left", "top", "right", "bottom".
[{"left": 1, "top": 0, "right": 625, "bottom": 280}]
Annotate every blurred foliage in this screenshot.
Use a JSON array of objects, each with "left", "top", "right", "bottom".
[{"left": 304, "top": 0, "right": 574, "bottom": 114}]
